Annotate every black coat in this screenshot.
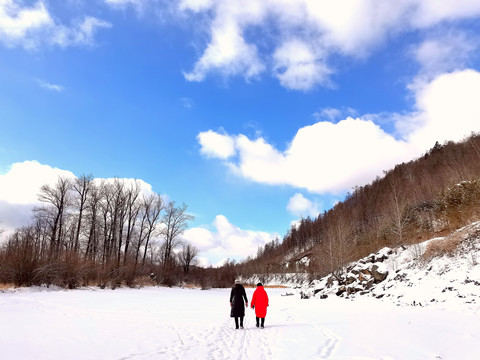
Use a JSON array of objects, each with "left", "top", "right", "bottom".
[{"left": 230, "top": 284, "right": 248, "bottom": 317}]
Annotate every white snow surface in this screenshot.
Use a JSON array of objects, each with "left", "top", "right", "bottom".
[
  {"left": 1, "top": 285, "right": 479, "bottom": 360},
  {"left": 2, "top": 222, "right": 480, "bottom": 359}
]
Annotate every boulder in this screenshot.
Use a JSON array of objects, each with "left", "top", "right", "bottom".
[
  {"left": 364, "top": 278, "right": 375, "bottom": 290},
  {"left": 371, "top": 264, "right": 388, "bottom": 283},
  {"left": 346, "top": 273, "right": 357, "bottom": 285},
  {"left": 358, "top": 272, "right": 372, "bottom": 282}
]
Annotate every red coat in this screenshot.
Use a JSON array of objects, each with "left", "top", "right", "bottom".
[{"left": 251, "top": 286, "right": 269, "bottom": 318}]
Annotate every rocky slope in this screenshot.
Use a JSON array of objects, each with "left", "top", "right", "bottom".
[{"left": 297, "top": 221, "right": 480, "bottom": 309}]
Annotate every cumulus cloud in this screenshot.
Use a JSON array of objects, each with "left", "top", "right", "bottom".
[
  {"left": 0, "top": 160, "right": 157, "bottom": 236},
  {"left": 178, "top": 0, "right": 480, "bottom": 90},
  {"left": 199, "top": 118, "right": 410, "bottom": 194},
  {"left": 0, "top": 1, "right": 111, "bottom": 49},
  {"left": 198, "top": 69, "right": 480, "bottom": 194},
  {"left": 183, "top": 18, "right": 265, "bottom": 82},
  {"left": 180, "top": 215, "right": 279, "bottom": 266},
  {"left": 0, "top": 161, "right": 76, "bottom": 205},
  {"left": 287, "top": 193, "right": 320, "bottom": 219},
  {"left": 0, "top": 161, "right": 76, "bottom": 234},
  {"left": 197, "top": 130, "right": 236, "bottom": 159},
  {"left": 398, "top": 70, "right": 480, "bottom": 148}
]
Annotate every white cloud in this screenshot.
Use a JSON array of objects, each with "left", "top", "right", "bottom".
[
  {"left": 178, "top": 0, "right": 214, "bottom": 13},
  {"left": 197, "top": 130, "right": 236, "bottom": 159},
  {"left": 411, "top": 32, "right": 478, "bottom": 84},
  {"left": 201, "top": 118, "right": 411, "bottom": 194},
  {"left": 97, "top": 1, "right": 480, "bottom": 90},
  {"left": 312, "top": 107, "right": 357, "bottom": 122},
  {"left": 399, "top": 69, "right": 480, "bottom": 148},
  {"left": 37, "top": 79, "right": 65, "bottom": 92},
  {"left": 0, "top": 161, "right": 76, "bottom": 235},
  {"left": 410, "top": 0, "right": 480, "bottom": 27},
  {"left": 272, "top": 39, "right": 332, "bottom": 91},
  {"left": 0, "top": 0, "right": 52, "bottom": 48},
  {"left": 287, "top": 193, "right": 320, "bottom": 219},
  {"left": 0, "top": 1, "right": 111, "bottom": 49},
  {"left": 49, "top": 16, "right": 112, "bottom": 49},
  {"left": 0, "top": 160, "right": 76, "bottom": 205},
  {"left": 198, "top": 69, "right": 480, "bottom": 194},
  {"left": 183, "top": 18, "right": 265, "bottom": 82},
  {"left": 178, "top": 0, "right": 480, "bottom": 90},
  {"left": 0, "top": 160, "right": 157, "bottom": 236},
  {"left": 180, "top": 214, "right": 279, "bottom": 266}
]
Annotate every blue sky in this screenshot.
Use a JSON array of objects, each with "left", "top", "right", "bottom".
[{"left": 1, "top": 0, "right": 480, "bottom": 266}]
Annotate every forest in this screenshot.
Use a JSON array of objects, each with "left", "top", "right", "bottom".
[
  {"left": 2, "top": 133, "right": 480, "bottom": 289},
  {"left": 233, "top": 133, "right": 480, "bottom": 283}
]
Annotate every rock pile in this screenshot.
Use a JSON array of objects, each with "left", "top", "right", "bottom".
[{"left": 302, "top": 247, "right": 393, "bottom": 299}]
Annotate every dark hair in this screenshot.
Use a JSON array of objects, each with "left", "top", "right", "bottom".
[{"left": 257, "top": 282, "right": 263, "bottom": 287}]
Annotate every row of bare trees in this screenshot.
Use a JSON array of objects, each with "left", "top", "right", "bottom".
[{"left": 0, "top": 175, "right": 198, "bottom": 288}]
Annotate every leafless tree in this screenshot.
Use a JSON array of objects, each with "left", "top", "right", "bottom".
[
  {"left": 72, "top": 174, "right": 94, "bottom": 253},
  {"left": 140, "top": 194, "right": 164, "bottom": 268},
  {"left": 180, "top": 243, "right": 199, "bottom": 274},
  {"left": 387, "top": 180, "right": 414, "bottom": 246},
  {"left": 123, "top": 181, "right": 142, "bottom": 266},
  {"left": 34, "top": 176, "right": 72, "bottom": 259},
  {"left": 323, "top": 214, "right": 355, "bottom": 280},
  {"left": 84, "top": 183, "right": 102, "bottom": 262},
  {"left": 161, "top": 202, "right": 194, "bottom": 270}
]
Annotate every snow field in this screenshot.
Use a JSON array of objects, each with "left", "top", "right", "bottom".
[{"left": 1, "top": 287, "right": 479, "bottom": 359}]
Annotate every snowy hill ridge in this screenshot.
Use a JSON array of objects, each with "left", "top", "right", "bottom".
[{"left": 299, "top": 221, "right": 480, "bottom": 309}]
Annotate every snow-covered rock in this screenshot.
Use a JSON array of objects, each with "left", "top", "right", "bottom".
[{"left": 300, "top": 221, "right": 480, "bottom": 309}]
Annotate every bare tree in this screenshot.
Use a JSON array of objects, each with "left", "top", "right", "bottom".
[
  {"left": 180, "top": 243, "right": 199, "bottom": 274},
  {"left": 322, "top": 209, "right": 356, "bottom": 280},
  {"left": 84, "top": 183, "right": 102, "bottom": 262},
  {"left": 140, "top": 194, "right": 164, "bottom": 269},
  {"left": 161, "top": 202, "right": 194, "bottom": 270},
  {"left": 123, "top": 181, "right": 141, "bottom": 266},
  {"left": 387, "top": 181, "right": 414, "bottom": 246},
  {"left": 35, "top": 176, "right": 72, "bottom": 259},
  {"left": 71, "top": 174, "right": 94, "bottom": 253}
]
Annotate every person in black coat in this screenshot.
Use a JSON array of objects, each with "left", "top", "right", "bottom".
[{"left": 230, "top": 280, "right": 248, "bottom": 329}]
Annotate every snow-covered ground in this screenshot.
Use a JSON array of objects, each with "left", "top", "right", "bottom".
[
  {"left": 1, "top": 285, "right": 479, "bottom": 360},
  {"left": 301, "top": 221, "right": 480, "bottom": 311},
  {"left": 2, "top": 223, "right": 480, "bottom": 359}
]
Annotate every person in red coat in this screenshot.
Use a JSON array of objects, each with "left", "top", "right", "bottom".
[{"left": 251, "top": 282, "right": 269, "bottom": 328}]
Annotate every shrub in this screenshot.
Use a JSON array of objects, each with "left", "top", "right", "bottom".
[{"left": 422, "top": 237, "right": 461, "bottom": 260}]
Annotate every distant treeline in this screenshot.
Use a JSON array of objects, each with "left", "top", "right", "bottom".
[
  {"left": 235, "top": 133, "right": 480, "bottom": 280},
  {"left": 0, "top": 176, "right": 198, "bottom": 288}
]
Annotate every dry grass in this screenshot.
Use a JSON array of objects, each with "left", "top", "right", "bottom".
[
  {"left": 422, "top": 227, "right": 470, "bottom": 260},
  {"left": 0, "top": 283, "right": 15, "bottom": 290}
]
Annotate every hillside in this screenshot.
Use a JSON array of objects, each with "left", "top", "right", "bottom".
[
  {"left": 235, "top": 134, "right": 480, "bottom": 282},
  {"left": 299, "top": 221, "right": 480, "bottom": 309}
]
